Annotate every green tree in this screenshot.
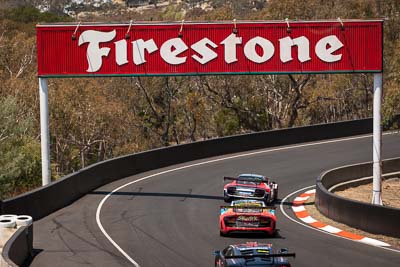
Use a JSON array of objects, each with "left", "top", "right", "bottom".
[
  {"left": 49, "top": 78, "right": 134, "bottom": 175},
  {"left": 0, "top": 96, "right": 41, "bottom": 199}
]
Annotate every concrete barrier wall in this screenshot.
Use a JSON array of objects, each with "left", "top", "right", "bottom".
[
  {"left": 0, "top": 116, "right": 399, "bottom": 266},
  {"left": 1, "top": 225, "right": 33, "bottom": 267},
  {"left": 315, "top": 158, "right": 400, "bottom": 237},
  {"left": 1, "top": 118, "right": 377, "bottom": 220}
]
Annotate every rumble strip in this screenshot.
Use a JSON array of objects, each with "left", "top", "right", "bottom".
[{"left": 292, "top": 189, "right": 391, "bottom": 247}]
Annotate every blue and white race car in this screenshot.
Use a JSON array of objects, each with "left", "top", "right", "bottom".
[{"left": 214, "top": 242, "right": 295, "bottom": 267}]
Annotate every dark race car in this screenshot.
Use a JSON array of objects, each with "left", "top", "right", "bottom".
[
  {"left": 214, "top": 242, "right": 295, "bottom": 267},
  {"left": 219, "top": 199, "right": 276, "bottom": 236},
  {"left": 223, "top": 174, "right": 278, "bottom": 204}
]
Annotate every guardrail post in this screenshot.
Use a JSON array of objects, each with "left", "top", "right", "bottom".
[
  {"left": 372, "top": 73, "right": 382, "bottom": 205},
  {"left": 39, "top": 78, "right": 51, "bottom": 186}
]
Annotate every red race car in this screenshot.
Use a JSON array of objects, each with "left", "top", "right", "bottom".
[
  {"left": 219, "top": 199, "right": 276, "bottom": 236},
  {"left": 223, "top": 174, "right": 278, "bottom": 204}
]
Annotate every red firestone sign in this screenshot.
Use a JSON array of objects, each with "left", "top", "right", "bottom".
[{"left": 36, "top": 20, "right": 383, "bottom": 77}]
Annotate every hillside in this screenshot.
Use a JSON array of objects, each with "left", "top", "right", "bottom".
[{"left": 0, "top": 0, "right": 399, "bottom": 199}]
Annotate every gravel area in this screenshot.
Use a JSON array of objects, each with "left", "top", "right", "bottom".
[{"left": 336, "top": 178, "right": 400, "bottom": 208}]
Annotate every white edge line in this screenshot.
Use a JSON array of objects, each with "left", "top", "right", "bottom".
[
  {"left": 280, "top": 186, "right": 400, "bottom": 254},
  {"left": 96, "top": 186, "right": 140, "bottom": 266},
  {"left": 96, "top": 132, "right": 399, "bottom": 265}
]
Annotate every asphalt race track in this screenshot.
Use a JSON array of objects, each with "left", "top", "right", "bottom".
[{"left": 30, "top": 133, "right": 400, "bottom": 267}]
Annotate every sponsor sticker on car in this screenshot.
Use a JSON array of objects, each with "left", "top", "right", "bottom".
[{"left": 237, "top": 216, "right": 259, "bottom": 222}]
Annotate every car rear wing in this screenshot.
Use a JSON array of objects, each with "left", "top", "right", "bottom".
[
  {"left": 220, "top": 205, "right": 276, "bottom": 215},
  {"left": 224, "top": 176, "right": 267, "bottom": 183},
  {"left": 224, "top": 253, "right": 296, "bottom": 259}
]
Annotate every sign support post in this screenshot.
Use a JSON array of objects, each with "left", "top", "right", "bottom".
[
  {"left": 39, "top": 77, "right": 51, "bottom": 186},
  {"left": 372, "top": 73, "right": 383, "bottom": 205}
]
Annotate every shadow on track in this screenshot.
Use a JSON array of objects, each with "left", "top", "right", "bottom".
[
  {"left": 221, "top": 230, "right": 285, "bottom": 240},
  {"left": 24, "top": 249, "right": 44, "bottom": 267},
  {"left": 90, "top": 190, "right": 224, "bottom": 201},
  {"left": 275, "top": 199, "right": 313, "bottom": 206}
]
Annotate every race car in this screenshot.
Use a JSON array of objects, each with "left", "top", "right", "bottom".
[
  {"left": 213, "top": 242, "right": 295, "bottom": 267},
  {"left": 219, "top": 199, "right": 276, "bottom": 236},
  {"left": 223, "top": 174, "right": 278, "bottom": 204}
]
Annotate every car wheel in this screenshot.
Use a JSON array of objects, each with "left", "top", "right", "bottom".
[
  {"left": 220, "top": 230, "right": 227, "bottom": 237},
  {"left": 223, "top": 195, "right": 231, "bottom": 203},
  {"left": 264, "top": 196, "right": 272, "bottom": 205},
  {"left": 270, "top": 229, "right": 278, "bottom": 238},
  {"left": 273, "top": 188, "right": 278, "bottom": 201}
]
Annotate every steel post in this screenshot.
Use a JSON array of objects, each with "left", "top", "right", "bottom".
[
  {"left": 39, "top": 78, "right": 51, "bottom": 186},
  {"left": 372, "top": 73, "right": 382, "bottom": 205}
]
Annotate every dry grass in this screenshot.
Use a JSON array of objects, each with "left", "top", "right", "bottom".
[
  {"left": 335, "top": 178, "right": 400, "bottom": 208},
  {"left": 304, "top": 178, "right": 400, "bottom": 249}
]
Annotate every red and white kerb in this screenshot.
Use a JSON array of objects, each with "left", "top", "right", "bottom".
[{"left": 292, "top": 189, "right": 391, "bottom": 247}]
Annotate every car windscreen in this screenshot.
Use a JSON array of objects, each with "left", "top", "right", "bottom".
[
  {"left": 237, "top": 176, "right": 265, "bottom": 185},
  {"left": 238, "top": 248, "right": 273, "bottom": 263}
]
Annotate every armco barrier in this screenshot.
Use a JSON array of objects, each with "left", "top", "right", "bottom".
[
  {"left": 315, "top": 157, "right": 400, "bottom": 237},
  {"left": 0, "top": 118, "right": 378, "bottom": 220}
]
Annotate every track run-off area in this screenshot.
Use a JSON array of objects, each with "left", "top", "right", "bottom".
[{"left": 30, "top": 133, "right": 400, "bottom": 267}]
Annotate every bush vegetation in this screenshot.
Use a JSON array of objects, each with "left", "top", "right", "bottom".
[{"left": 0, "top": 0, "right": 399, "bottom": 199}]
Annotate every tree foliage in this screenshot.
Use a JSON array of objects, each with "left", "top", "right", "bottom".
[
  {"left": 0, "top": 0, "right": 399, "bottom": 198},
  {"left": 0, "top": 96, "right": 41, "bottom": 199},
  {"left": 4, "top": 5, "right": 66, "bottom": 23}
]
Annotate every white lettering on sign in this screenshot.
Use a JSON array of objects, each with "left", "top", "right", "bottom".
[
  {"left": 220, "top": 33, "right": 242, "bottom": 64},
  {"left": 279, "top": 36, "right": 311, "bottom": 63},
  {"left": 315, "top": 35, "right": 344, "bottom": 62},
  {"left": 79, "top": 30, "right": 116, "bottom": 72},
  {"left": 115, "top": 39, "right": 128, "bottom": 66},
  {"left": 244, "top": 36, "right": 274, "bottom": 63},
  {"left": 160, "top": 38, "right": 188, "bottom": 65},
  {"left": 78, "top": 30, "right": 345, "bottom": 72},
  {"left": 191, "top": 38, "right": 218, "bottom": 64},
  {"left": 132, "top": 39, "right": 158, "bottom": 65}
]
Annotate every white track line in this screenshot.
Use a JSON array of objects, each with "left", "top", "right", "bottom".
[
  {"left": 280, "top": 186, "right": 400, "bottom": 254},
  {"left": 96, "top": 132, "right": 398, "bottom": 266}
]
